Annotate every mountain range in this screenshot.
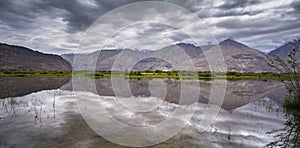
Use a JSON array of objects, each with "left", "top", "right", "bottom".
[
  {"left": 1, "top": 39, "right": 299, "bottom": 72},
  {"left": 62, "top": 39, "right": 278, "bottom": 72}
]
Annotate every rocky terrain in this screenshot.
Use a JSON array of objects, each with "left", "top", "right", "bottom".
[
  {"left": 3, "top": 39, "right": 296, "bottom": 72},
  {"left": 195, "top": 39, "right": 276, "bottom": 72},
  {"left": 0, "top": 43, "right": 71, "bottom": 70},
  {"left": 268, "top": 40, "right": 300, "bottom": 63},
  {"left": 62, "top": 39, "right": 276, "bottom": 72}
]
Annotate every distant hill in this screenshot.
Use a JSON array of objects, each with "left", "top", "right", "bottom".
[
  {"left": 62, "top": 50, "right": 122, "bottom": 70},
  {"left": 200, "top": 45, "right": 215, "bottom": 51},
  {"left": 268, "top": 40, "right": 300, "bottom": 63},
  {"left": 0, "top": 43, "right": 71, "bottom": 70},
  {"left": 160, "top": 43, "right": 203, "bottom": 58},
  {"left": 62, "top": 40, "right": 276, "bottom": 72}
]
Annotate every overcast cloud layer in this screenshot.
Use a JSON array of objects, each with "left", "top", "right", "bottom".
[{"left": 0, "top": 0, "right": 299, "bottom": 54}]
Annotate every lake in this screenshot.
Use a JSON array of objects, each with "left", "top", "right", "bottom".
[{"left": 0, "top": 77, "right": 291, "bottom": 147}]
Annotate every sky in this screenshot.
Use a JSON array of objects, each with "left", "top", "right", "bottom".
[{"left": 0, "top": 0, "right": 300, "bottom": 54}]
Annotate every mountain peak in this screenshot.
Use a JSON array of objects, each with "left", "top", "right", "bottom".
[
  {"left": 175, "top": 42, "right": 196, "bottom": 47},
  {"left": 159, "top": 43, "right": 202, "bottom": 58},
  {"left": 219, "top": 39, "right": 249, "bottom": 49},
  {"left": 164, "top": 43, "right": 199, "bottom": 49}
]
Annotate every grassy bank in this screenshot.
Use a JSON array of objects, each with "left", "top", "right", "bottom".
[
  {"left": 0, "top": 69, "right": 293, "bottom": 80},
  {"left": 0, "top": 69, "right": 71, "bottom": 77}
]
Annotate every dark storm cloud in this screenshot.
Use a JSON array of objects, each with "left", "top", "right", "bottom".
[
  {"left": 43, "top": 0, "right": 152, "bottom": 33},
  {"left": 135, "top": 23, "right": 177, "bottom": 38},
  {"left": 0, "top": 0, "right": 299, "bottom": 53},
  {"left": 0, "top": 0, "right": 40, "bottom": 29},
  {"left": 214, "top": 9, "right": 262, "bottom": 17},
  {"left": 218, "top": 0, "right": 260, "bottom": 9},
  {"left": 214, "top": 17, "right": 281, "bottom": 29},
  {"left": 163, "top": 0, "right": 205, "bottom": 12},
  {"left": 222, "top": 21, "right": 300, "bottom": 38},
  {"left": 0, "top": 0, "right": 208, "bottom": 33},
  {"left": 291, "top": 0, "right": 300, "bottom": 11},
  {"left": 33, "top": 0, "right": 113, "bottom": 33},
  {"left": 0, "top": 0, "right": 128, "bottom": 32}
]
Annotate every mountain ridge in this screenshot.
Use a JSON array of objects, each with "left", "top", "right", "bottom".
[
  {"left": 268, "top": 40, "right": 300, "bottom": 63},
  {"left": 1, "top": 40, "right": 289, "bottom": 72},
  {"left": 62, "top": 40, "right": 276, "bottom": 72},
  {"left": 0, "top": 43, "right": 72, "bottom": 70}
]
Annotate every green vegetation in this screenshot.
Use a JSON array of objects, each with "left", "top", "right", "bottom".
[
  {"left": 0, "top": 69, "right": 71, "bottom": 77},
  {"left": 269, "top": 39, "right": 300, "bottom": 113},
  {"left": 0, "top": 68, "right": 295, "bottom": 80},
  {"left": 74, "top": 70, "right": 290, "bottom": 80},
  {"left": 79, "top": 70, "right": 300, "bottom": 81},
  {"left": 266, "top": 40, "right": 300, "bottom": 148}
]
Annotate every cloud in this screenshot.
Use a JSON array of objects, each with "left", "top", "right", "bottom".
[
  {"left": 217, "top": 0, "right": 260, "bottom": 9},
  {"left": 0, "top": 0, "right": 299, "bottom": 54},
  {"left": 291, "top": 0, "right": 300, "bottom": 11}
]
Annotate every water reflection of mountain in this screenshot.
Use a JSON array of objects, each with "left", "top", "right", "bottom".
[
  {"left": 0, "top": 77, "right": 71, "bottom": 99},
  {"left": 0, "top": 78, "right": 287, "bottom": 147},
  {"left": 221, "top": 80, "right": 284, "bottom": 110},
  {"left": 0, "top": 77, "right": 283, "bottom": 111},
  {"left": 65, "top": 78, "right": 284, "bottom": 110}
]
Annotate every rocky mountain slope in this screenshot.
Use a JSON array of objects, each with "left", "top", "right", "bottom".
[
  {"left": 62, "top": 50, "right": 121, "bottom": 70},
  {"left": 62, "top": 43, "right": 203, "bottom": 71},
  {"left": 195, "top": 39, "right": 276, "bottom": 72},
  {"left": 268, "top": 40, "right": 300, "bottom": 63},
  {"left": 0, "top": 43, "right": 71, "bottom": 70},
  {"left": 62, "top": 40, "right": 276, "bottom": 72}
]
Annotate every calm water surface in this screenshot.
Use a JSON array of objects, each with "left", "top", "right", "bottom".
[{"left": 0, "top": 77, "right": 289, "bottom": 147}]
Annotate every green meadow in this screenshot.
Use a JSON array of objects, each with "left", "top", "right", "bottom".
[{"left": 0, "top": 69, "right": 293, "bottom": 81}]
